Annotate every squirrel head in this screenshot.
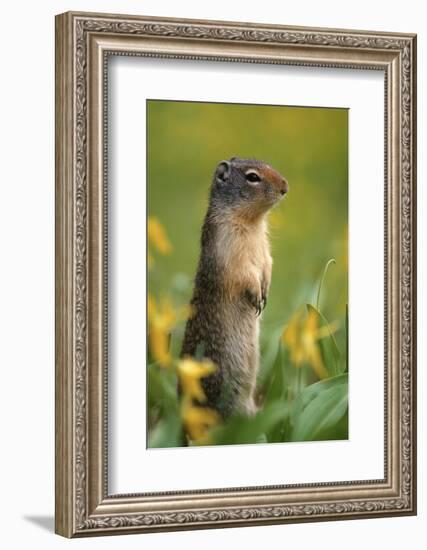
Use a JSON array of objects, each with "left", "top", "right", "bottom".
[{"left": 210, "top": 157, "right": 288, "bottom": 221}]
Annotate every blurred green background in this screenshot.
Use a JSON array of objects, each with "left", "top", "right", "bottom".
[{"left": 147, "top": 100, "right": 348, "bottom": 352}]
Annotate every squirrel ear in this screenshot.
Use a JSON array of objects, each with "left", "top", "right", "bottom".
[{"left": 215, "top": 161, "right": 230, "bottom": 184}]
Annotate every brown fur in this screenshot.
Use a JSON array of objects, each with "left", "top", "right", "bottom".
[{"left": 180, "top": 158, "right": 288, "bottom": 418}]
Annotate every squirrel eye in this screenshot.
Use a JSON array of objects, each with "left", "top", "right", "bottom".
[{"left": 246, "top": 171, "right": 261, "bottom": 183}]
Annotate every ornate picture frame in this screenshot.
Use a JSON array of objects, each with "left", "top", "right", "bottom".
[{"left": 55, "top": 11, "right": 417, "bottom": 537}]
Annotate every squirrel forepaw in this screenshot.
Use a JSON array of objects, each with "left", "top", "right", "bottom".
[
  {"left": 245, "top": 288, "right": 265, "bottom": 316},
  {"left": 261, "top": 278, "right": 269, "bottom": 312},
  {"left": 261, "top": 289, "right": 268, "bottom": 312}
]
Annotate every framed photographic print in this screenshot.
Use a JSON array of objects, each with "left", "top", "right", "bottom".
[{"left": 55, "top": 11, "right": 417, "bottom": 537}]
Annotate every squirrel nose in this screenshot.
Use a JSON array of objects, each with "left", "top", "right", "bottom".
[{"left": 280, "top": 178, "right": 289, "bottom": 195}]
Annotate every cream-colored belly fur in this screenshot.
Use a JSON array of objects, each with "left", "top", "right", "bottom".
[{"left": 215, "top": 215, "right": 272, "bottom": 414}]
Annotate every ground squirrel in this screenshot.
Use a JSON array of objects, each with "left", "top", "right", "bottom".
[{"left": 181, "top": 157, "right": 288, "bottom": 418}]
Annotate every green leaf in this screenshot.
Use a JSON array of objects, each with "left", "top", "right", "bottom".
[
  {"left": 258, "top": 326, "right": 284, "bottom": 386},
  {"left": 264, "top": 342, "right": 286, "bottom": 407},
  {"left": 147, "top": 363, "right": 179, "bottom": 415},
  {"left": 306, "top": 303, "right": 341, "bottom": 378},
  {"left": 261, "top": 344, "right": 294, "bottom": 442},
  {"left": 255, "top": 433, "right": 268, "bottom": 444},
  {"left": 210, "top": 402, "right": 290, "bottom": 446},
  {"left": 290, "top": 373, "right": 348, "bottom": 441},
  {"left": 148, "top": 414, "right": 183, "bottom": 448}
]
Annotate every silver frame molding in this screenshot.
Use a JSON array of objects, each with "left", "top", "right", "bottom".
[{"left": 55, "top": 11, "right": 417, "bottom": 538}]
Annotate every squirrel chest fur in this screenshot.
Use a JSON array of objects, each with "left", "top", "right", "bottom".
[{"left": 181, "top": 157, "right": 288, "bottom": 418}]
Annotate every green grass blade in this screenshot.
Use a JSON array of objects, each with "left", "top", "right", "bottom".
[
  {"left": 290, "top": 373, "right": 348, "bottom": 441},
  {"left": 306, "top": 304, "right": 341, "bottom": 377}
]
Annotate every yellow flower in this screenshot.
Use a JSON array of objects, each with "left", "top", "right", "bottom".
[
  {"left": 148, "top": 249, "right": 154, "bottom": 270},
  {"left": 177, "top": 357, "right": 216, "bottom": 402},
  {"left": 148, "top": 296, "right": 177, "bottom": 367},
  {"left": 150, "top": 326, "right": 173, "bottom": 368},
  {"left": 282, "top": 306, "right": 338, "bottom": 379},
  {"left": 177, "top": 357, "right": 220, "bottom": 443},
  {"left": 181, "top": 397, "right": 220, "bottom": 444},
  {"left": 147, "top": 293, "right": 156, "bottom": 321},
  {"left": 148, "top": 217, "right": 172, "bottom": 255},
  {"left": 148, "top": 296, "right": 192, "bottom": 367},
  {"left": 282, "top": 307, "right": 306, "bottom": 366}
]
